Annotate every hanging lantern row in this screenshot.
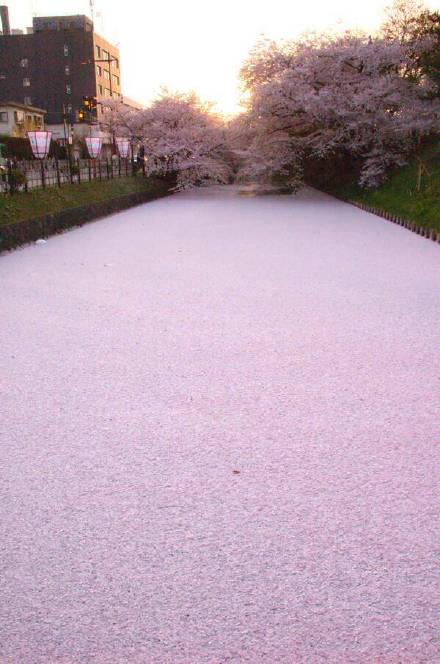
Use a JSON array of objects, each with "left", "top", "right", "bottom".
[{"left": 27, "top": 132, "right": 132, "bottom": 162}]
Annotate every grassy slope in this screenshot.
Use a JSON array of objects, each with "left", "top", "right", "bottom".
[
  {"left": 0, "top": 176, "right": 165, "bottom": 227},
  {"left": 333, "top": 141, "right": 440, "bottom": 231}
]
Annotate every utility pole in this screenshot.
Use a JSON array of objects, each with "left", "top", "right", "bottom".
[
  {"left": 81, "top": 54, "right": 118, "bottom": 153},
  {"left": 81, "top": 54, "right": 117, "bottom": 98},
  {"left": 62, "top": 103, "right": 73, "bottom": 182}
]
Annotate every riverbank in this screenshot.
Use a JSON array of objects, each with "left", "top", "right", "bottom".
[
  {"left": 330, "top": 141, "right": 439, "bottom": 232},
  {"left": 0, "top": 176, "right": 170, "bottom": 227},
  {"left": 0, "top": 176, "right": 172, "bottom": 252}
]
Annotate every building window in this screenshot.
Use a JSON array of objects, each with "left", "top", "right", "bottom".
[
  {"left": 23, "top": 77, "right": 31, "bottom": 87},
  {"left": 98, "top": 85, "right": 103, "bottom": 95},
  {"left": 66, "top": 84, "right": 72, "bottom": 94},
  {"left": 14, "top": 110, "right": 25, "bottom": 123},
  {"left": 102, "top": 49, "right": 109, "bottom": 60},
  {"left": 105, "top": 88, "right": 112, "bottom": 97},
  {"left": 20, "top": 58, "right": 29, "bottom": 68},
  {"left": 0, "top": 111, "right": 8, "bottom": 123},
  {"left": 103, "top": 69, "right": 110, "bottom": 80},
  {"left": 96, "top": 65, "right": 102, "bottom": 77},
  {"left": 112, "top": 75, "right": 119, "bottom": 87},
  {"left": 96, "top": 45, "right": 101, "bottom": 58},
  {"left": 112, "top": 58, "right": 119, "bottom": 69},
  {"left": 65, "top": 65, "right": 70, "bottom": 75},
  {"left": 63, "top": 44, "right": 69, "bottom": 56},
  {"left": 24, "top": 96, "right": 32, "bottom": 105}
]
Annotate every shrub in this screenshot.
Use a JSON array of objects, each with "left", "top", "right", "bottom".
[
  {"left": 0, "top": 135, "right": 33, "bottom": 160},
  {"left": 8, "top": 169, "right": 27, "bottom": 194}
]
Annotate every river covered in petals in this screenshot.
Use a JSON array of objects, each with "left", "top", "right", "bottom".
[{"left": 1, "top": 186, "right": 439, "bottom": 663}]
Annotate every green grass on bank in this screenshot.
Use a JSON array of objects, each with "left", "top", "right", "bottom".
[
  {"left": 0, "top": 176, "right": 167, "bottom": 227},
  {"left": 336, "top": 141, "right": 440, "bottom": 231}
]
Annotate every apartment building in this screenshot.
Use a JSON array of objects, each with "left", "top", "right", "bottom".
[{"left": 0, "top": 8, "right": 121, "bottom": 129}]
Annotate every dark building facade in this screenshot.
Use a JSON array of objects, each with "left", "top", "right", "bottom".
[{"left": 0, "top": 9, "right": 121, "bottom": 126}]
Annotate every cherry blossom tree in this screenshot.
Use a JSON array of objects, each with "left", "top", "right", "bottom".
[
  {"left": 412, "top": 10, "right": 440, "bottom": 95},
  {"left": 228, "top": 109, "right": 303, "bottom": 191},
  {"left": 381, "top": 0, "right": 426, "bottom": 43},
  {"left": 101, "top": 100, "right": 144, "bottom": 139},
  {"left": 382, "top": 1, "right": 440, "bottom": 95},
  {"left": 102, "top": 1, "right": 438, "bottom": 193},
  {"left": 237, "top": 29, "right": 439, "bottom": 189},
  {"left": 103, "top": 92, "right": 231, "bottom": 190}
]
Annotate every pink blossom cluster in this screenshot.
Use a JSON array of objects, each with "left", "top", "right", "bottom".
[
  {"left": 101, "top": 2, "right": 439, "bottom": 191},
  {"left": 235, "top": 22, "right": 439, "bottom": 189},
  {"left": 102, "top": 93, "right": 231, "bottom": 190}
]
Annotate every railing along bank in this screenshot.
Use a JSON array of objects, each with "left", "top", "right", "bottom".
[{"left": 1, "top": 156, "right": 146, "bottom": 194}]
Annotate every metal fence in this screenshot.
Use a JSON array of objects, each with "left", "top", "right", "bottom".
[{"left": 1, "top": 157, "right": 145, "bottom": 194}]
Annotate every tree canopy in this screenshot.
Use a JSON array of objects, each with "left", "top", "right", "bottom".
[{"left": 103, "top": 0, "right": 439, "bottom": 191}]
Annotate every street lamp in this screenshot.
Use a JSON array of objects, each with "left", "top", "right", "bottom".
[
  {"left": 115, "top": 137, "right": 130, "bottom": 158},
  {"left": 85, "top": 136, "right": 103, "bottom": 179},
  {"left": 85, "top": 136, "right": 102, "bottom": 159},
  {"left": 27, "top": 130, "right": 52, "bottom": 188},
  {"left": 115, "top": 137, "right": 130, "bottom": 176}
]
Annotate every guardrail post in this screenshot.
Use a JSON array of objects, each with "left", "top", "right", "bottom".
[
  {"left": 6, "top": 159, "right": 12, "bottom": 195},
  {"left": 40, "top": 160, "right": 46, "bottom": 189},
  {"left": 55, "top": 156, "right": 61, "bottom": 188},
  {"left": 67, "top": 147, "right": 73, "bottom": 184}
]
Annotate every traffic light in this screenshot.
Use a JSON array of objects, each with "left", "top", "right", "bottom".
[
  {"left": 79, "top": 97, "right": 98, "bottom": 123},
  {"left": 91, "top": 98, "right": 98, "bottom": 118},
  {"left": 82, "top": 96, "right": 98, "bottom": 120},
  {"left": 82, "top": 96, "right": 97, "bottom": 110}
]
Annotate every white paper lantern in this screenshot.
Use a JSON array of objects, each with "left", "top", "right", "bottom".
[
  {"left": 27, "top": 131, "right": 52, "bottom": 159},
  {"left": 115, "top": 137, "right": 130, "bottom": 158},
  {"left": 85, "top": 136, "right": 103, "bottom": 159}
]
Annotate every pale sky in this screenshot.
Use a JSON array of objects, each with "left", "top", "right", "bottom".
[{"left": 9, "top": 0, "right": 440, "bottom": 114}]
